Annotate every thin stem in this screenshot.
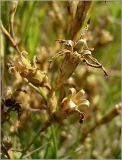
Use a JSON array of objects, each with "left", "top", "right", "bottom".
[
  {"left": 28, "top": 82, "right": 48, "bottom": 103},
  {"left": 1, "top": 23, "right": 21, "bottom": 54},
  {"left": 51, "top": 124, "right": 58, "bottom": 159},
  {"left": 88, "top": 55, "right": 108, "bottom": 76},
  {"left": 19, "top": 117, "right": 54, "bottom": 159},
  {"left": 9, "top": 1, "right": 18, "bottom": 38},
  {"left": 82, "top": 58, "right": 108, "bottom": 76},
  {"left": 49, "top": 49, "right": 70, "bottom": 66},
  {"left": 1, "top": 23, "right": 15, "bottom": 46},
  {"left": 23, "top": 142, "right": 50, "bottom": 158},
  {"left": 1, "top": 142, "right": 11, "bottom": 159}
]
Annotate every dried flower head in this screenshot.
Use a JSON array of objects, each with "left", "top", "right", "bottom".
[
  {"left": 50, "top": 26, "right": 108, "bottom": 89},
  {"left": 7, "top": 51, "right": 51, "bottom": 90}
]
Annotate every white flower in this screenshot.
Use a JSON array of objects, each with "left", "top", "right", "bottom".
[{"left": 61, "top": 88, "right": 90, "bottom": 115}]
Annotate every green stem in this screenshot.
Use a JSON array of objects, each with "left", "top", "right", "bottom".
[
  {"left": 51, "top": 124, "right": 58, "bottom": 159},
  {"left": 28, "top": 82, "right": 48, "bottom": 103},
  {"left": 23, "top": 142, "right": 50, "bottom": 158},
  {"left": 19, "top": 127, "right": 42, "bottom": 159},
  {"left": 19, "top": 117, "right": 53, "bottom": 159}
]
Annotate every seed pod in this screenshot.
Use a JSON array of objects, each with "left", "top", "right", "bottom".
[
  {"left": 56, "top": 51, "right": 81, "bottom": 88},
  {"left": 74, "top": 38, "right": 86, "bottom": 52}
]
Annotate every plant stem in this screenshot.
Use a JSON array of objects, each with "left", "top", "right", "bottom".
[
  {"left": 28, "top": 82, "right": 48, "bottom": 103},
  {"left": 19, "top": 117, "right": 54, "bottom": 159},
  {"left": 1, "top": 142, "right": 11, "bottom": 159},
  {"left": 23, "top": 142, "right": 50, "bottom": 158},
  {"left": 1, "top": 23, "right": 21, "bottom": 54},
  {"left": 51, "top": 124, "right": 58, "bottom": 159}
]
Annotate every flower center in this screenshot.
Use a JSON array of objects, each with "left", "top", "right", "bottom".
[{"left": 69, "top": 100, "right": 77, "bottom": 109}]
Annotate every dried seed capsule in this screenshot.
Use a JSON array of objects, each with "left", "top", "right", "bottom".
[
  {"left": 56, "top": 51, "right": 81, "bottom": 88},
  {"left": 74, "top": 39, "right": 86, "bottom": 52}
]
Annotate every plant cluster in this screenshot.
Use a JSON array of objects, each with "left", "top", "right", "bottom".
[{"left": 1, "top": 1, "right": 121, "bottom": 159}]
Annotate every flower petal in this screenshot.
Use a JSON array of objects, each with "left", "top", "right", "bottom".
[
  {"left": 78, "top": 99, "right": 90, "bottom": 107},
  {"left": 69, "top": 88, "right": 76, "bottom": 95},
  {"left": 72, "top": 89, "right": 85, "bottom": 103}
]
